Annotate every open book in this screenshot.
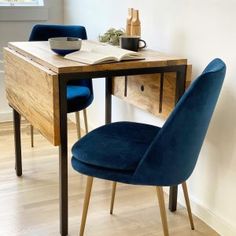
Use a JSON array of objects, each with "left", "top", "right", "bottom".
[{"left": 64, "top": 40, "right": 145, "bottom": 65}]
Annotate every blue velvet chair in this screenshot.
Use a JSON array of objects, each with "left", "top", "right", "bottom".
[
  {"left": 29, "top": 24, "right": 93, "bottom": 146},
  {"left": 71, "top": 58, "right": 226, "bottom": 236}
]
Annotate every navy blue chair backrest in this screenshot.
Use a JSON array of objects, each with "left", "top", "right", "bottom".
[
  {"left": 133, "top": 59, "right": 226, "bottom": 186},
  {"left": 29, "top": 24, "right": 92, "bottom": 89},
  {"left": 29, "top": 24, "right": 87, "bottom": 41}
]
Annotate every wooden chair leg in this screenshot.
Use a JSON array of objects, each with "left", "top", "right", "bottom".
[
  {"left": 182, "top": 182, "right": 195, "bottom": 230},
  {"left": 75, "top": 111, "right": 81, "bottom": 139},
  {"left": 30, "top": 125, "right": 34, "bottom": 147},
  {"left": 156, "top": 187, "right": 169, "bottom": 236},
  {"left": 83, "top": 109, "right": 88, "bottom": 134},
  {"left": 110, "top": 182, "right": 117, "bottom": 214},
  {"left": 80, "top": 176, "right": 93, "bottom": 236}
]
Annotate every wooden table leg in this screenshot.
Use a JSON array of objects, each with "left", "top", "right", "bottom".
[
  {"left": 59, "top": 79, "right": 68, "bottom": 236},
  {"left": 13, "top": 108, "right": 22, "bottom": 177}
]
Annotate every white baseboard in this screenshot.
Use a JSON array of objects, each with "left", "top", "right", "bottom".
[
  {"left": 177, "top": 192, "right": 236, "bottom": 236},
  {"left": 0, "top": 111, "right": 12, "bottom": 122}
]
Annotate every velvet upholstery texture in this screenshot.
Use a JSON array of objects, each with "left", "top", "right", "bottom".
[
  {"left": 71, "top": 58, "right": 226, "bottom": 186},
  {"left": 29, "top": 24, "right": 93, "bottom": 113}
]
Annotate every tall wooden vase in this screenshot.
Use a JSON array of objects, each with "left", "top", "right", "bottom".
[
  {"left": 131, "top": 9, "right": 141, "bottom": 36},
  {"left": 126, "top": 8, "right": 133, "bottom": 36}
]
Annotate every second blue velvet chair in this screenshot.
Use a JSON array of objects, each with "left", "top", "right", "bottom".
[
  {"left": 29, "top": 24, "right": 93, "bottom": 146},
  {"left": 71, "top": 58, "right": 226, "bottom": 236}
]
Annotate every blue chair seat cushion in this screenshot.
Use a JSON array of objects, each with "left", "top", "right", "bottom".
[
  {"left": 67, "top": 85, "right": 93, "bottom": 113},
  {"left": 72, "top": 121, "right": 160, "bottom": 172}
]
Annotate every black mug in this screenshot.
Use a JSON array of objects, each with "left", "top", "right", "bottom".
[{"left": 120, "top": 36, "right": 146, "bottom": 52}]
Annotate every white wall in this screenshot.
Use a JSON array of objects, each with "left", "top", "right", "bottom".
[
  {"left": 64, "top": 0, "right": 236, "bottom": 235},
  {"left": 0, "top": 0, "right": 64, "bottom": 121}
]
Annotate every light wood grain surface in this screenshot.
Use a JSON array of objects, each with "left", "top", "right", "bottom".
[
  {"left": 0, "top": 121, "right": 219, "bottom": 236},
  {"left": 112, "top": 73, "right": 176, "bottom": 119},
  {"left": 112, "top": 65, "right": 192, "bottom": 119},
  {"left": 4, "top": 48, "right": 60, "bottom": 145},
  {"left": 7, "top": 40, "right": 187, "bottom": 74}
]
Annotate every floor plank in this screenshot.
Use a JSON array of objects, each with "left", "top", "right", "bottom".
[{"left": 0, "top": 121, "right": 219, "bottom": 236}]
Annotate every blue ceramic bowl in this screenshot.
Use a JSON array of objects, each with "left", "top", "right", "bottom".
[{"left": 49, "top": 37, "right": 82, "bottom": 56}]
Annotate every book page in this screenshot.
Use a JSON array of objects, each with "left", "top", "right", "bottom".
[
  {"left": 64, "top": 40, "right": 144, "bottom": 64},
  {"left": 91, "top": 43, "right": 143, "bottom": 61},
  {"left": 64, "top": 50, "right": 117, "bottom": 64}
]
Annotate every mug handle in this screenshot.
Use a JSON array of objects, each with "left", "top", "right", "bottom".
[{"left": 138, "top": 39, "right": 146, "bottom": 49}]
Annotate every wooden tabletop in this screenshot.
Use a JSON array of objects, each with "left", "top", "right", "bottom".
[{"left": 7, "top": 40, "right": 187, "bottom": 74}]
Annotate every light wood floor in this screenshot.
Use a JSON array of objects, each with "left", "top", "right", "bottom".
[{"left": 0, "top": 121, "right": 219, "bottom": 236}]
